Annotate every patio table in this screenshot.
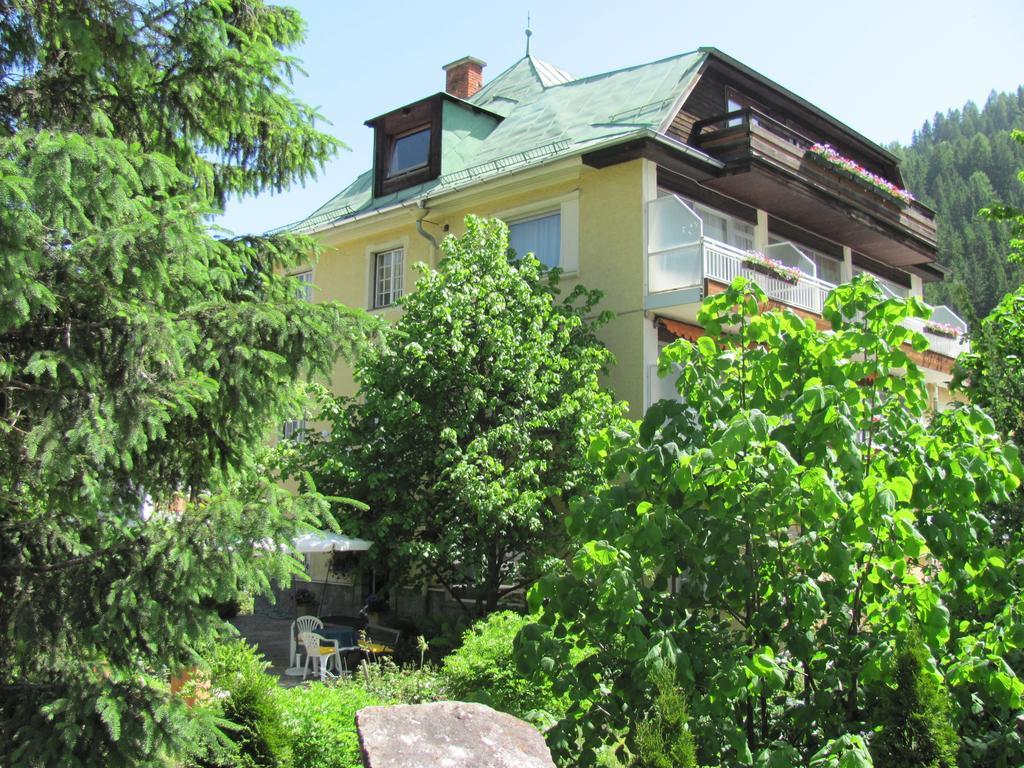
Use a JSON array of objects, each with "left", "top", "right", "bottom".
[{"left": 318, "top": 626, "right": 356, "bottom": 648}]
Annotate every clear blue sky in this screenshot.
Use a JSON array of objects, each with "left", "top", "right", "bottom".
[{"left": 217, "top": 0, "right": 1024, "bottom": 235}]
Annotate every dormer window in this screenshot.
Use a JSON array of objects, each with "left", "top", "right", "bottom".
[
  {"left": 387, "top": 126, "right": 431, "bottom": 178},
  {"left": 367, "top": 83, "right": 502, "bottom": 200},
  {"left": 367, "top": 95, "right": 444, "bottom": 198}
]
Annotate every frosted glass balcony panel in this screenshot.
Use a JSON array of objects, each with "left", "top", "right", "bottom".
[
  {"left": 649, "top": 244, "right": 703, "bottom": 294},
  {"left": 763, "top": 241, "right": 816, "bottom": 278},
  {"left": 929, "top": 305, "right": 968, "bottom": 333},
  {"left": 648, "top": 195, "right": 702, "bottom": 253}
]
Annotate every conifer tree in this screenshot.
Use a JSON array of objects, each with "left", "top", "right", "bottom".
[
  {"left": 896, "top": 88, "right": 1024, "bottom": 316},
  {"left": 0, "top": 2, "right": 372, "bottom": 765},
  {"left": 870, "top": 632, "right": 959, "bottom": 768}
]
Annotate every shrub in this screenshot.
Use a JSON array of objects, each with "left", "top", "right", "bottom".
[
  {"left": 206, "top": 640, "right": 292, "bottom": 768},
  {"left": 441, "top": 611, "right": 566, "bottom": 724},
  {"left": 633, "top": 666, "right": 697, "bottom": 768},
  {"left": 870, "top": 632, "right": 959, "bottom": 768},
  {"left": 393, "top": 614, "right": 472, "bottom": 663},
  {"left": 356, "top": 657, "right": 448, "bottom": 704},
  {"left": 278, "top": 682, "right": 385, "bottom": 768}
]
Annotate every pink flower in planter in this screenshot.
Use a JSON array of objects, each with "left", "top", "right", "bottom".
[
  {"left": 742, "top": 251, "right": 803, "bottom": 284},
  {"left": 808, "top": 143, "right": 915, "bottom": 205}
]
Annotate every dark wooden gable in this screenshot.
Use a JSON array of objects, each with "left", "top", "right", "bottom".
[
  {"left": 366, "top": 94, "right": 444, "bottom": 198},
  {"left": 668, "top": 55, "right": 903, "bottom": 187}
]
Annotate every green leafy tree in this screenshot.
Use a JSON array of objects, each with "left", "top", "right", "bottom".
[
  {"left": 870, "top": 630, "right": 958, "bottom": 768},
  {"left": 301, "top": 215, "right": 626, "bottom": 617},
  {"left": 956, "top": 289, "right": 1024, "bottom": 441},
  {"left": 440, "top": 610, "right": 569, "bottom": 725},
  {"left": 0, "top": 2, "right": 372, "bottom": 765},
  {"left": 518, "top": 277, "right": 1023, "bottom": 766},
  {"left": 949, "top": 128, "right": 1024, "bottom": 765}
]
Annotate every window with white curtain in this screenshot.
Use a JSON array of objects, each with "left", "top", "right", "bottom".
[
  {"left": 690, "top": 202, "right": 754, "bottom": 251},
  {"left": 373, "top": 248, "right": 404, "bottom": 308},
  {"left": 281, "top": 417, "right": 307, "bottom": 442},
  {"left": 508, "top": 212, "right": 561, "bottom": 268}
]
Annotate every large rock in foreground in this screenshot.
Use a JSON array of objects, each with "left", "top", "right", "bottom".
[{"left": 356, "top": 701, "right": 556, "bottom": 768}]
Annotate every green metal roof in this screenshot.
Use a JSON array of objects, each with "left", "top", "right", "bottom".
[{"left": 287, "top": 50, "right": 709, "bottom": 233}]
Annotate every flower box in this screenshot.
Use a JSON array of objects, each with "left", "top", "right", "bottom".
[
  {"left": 924, "top": 321, "right": 961, "bottom": 339},
  {"left": 807, "top": 143, "right": 915, "bottom": 206},
  {"left": 742, "top": 251, "right": 802, "bottom": 284}
]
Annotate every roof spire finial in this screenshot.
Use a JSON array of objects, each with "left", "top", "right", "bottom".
[{"left": 525, "top": 13, "right": 532, "bottom": 57}]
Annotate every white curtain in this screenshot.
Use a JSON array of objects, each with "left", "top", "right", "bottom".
[{"left": 510, "top": 212, "right": 561, "bottom": 268}]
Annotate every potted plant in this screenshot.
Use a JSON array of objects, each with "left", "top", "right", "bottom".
[
  {"left": 742, "top": 251, "right": 803, "bottom": 284},
  {"left": 807, "top": 143, "right": 915, "bottom": 206},
  {"left": 294, "top": 587, "right": 317, "bottom": 616},
  {"left": 924, "top": 321, "right": 961, "bottom": 339}
]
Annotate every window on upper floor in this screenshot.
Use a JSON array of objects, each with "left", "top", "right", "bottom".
[
  {"left": 387, "top": 126, "right": 431, "bottom": 178},
  {"left": 368, "top": 96, "right": 443, "bottom": 197},
  {"left": 508, "top": 211, "right": 561, "bottom": 269},
  {"left": 281, "top": 416, "right": 308, "bottom": 443},
  {"left": 500, "top": 193, "right": 579, "bottom": 273},
  {"left": 372, "top": 248, "right": 404, "bottom": 309},
  {"left": 692, "top": 202, "right": 755, "bottom": 251},
  {"left": 725, "top": 89, "right": 765, "bottom": 128},
  {"left": 293, "top": 269, "right": 314, "bottom": 302}
]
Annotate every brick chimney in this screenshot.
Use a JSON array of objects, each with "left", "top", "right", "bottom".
[{"left": 443, "top": 56, "right": 486, "bottom": 99}]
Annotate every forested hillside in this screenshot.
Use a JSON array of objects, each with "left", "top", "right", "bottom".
[{"left": 894, "top": 87, "right": 1024, "bottom": 319}]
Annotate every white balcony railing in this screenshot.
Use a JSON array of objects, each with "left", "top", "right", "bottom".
[
  {"left": 704, "top": 239, "right": 836, "bottom": 314},
  {"left": 647, "top": 195, "right": 970, "bottom": 359},
  {"left": 904, "top": 306, "right": 969, "bottom": 358}
]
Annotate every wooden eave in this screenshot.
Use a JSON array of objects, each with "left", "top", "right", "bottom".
[
  {"left": 690, "top": 113, "right": 939, "bottom": 279},
  {"left": 696, "top": 50, "right": 905, "bottom": 186},
  {"left": 582, "top": 135, "right": 721, "bottom": 181}
]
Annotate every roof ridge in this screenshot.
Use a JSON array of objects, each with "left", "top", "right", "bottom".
[
  {"left": 468, "top": 56, "right": 540, "bottom": 104},
  {"left": 553, "top": 49, "right": 705, "bottom": 88},
  {"left": 526, "top": 54, "right": 576, "bottom": 87}
]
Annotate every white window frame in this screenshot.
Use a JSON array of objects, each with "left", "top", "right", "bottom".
[
  {"left": 281, "top": 417, "right": 308, "bottom": 443},
  {"left": 508, "top": 210, "right": 562, "bottom": 269},
  {"left": 688, "top": 199, "right": 755, "bottom": 252},
  {"left": 371, "top": 247, "right": 404, "bottom": 309},
  {"left": 496, "top": 192, "right": 580, "bottom": 274},
  {"left": 293, "top": 269, "right": 314, "bottom": 302}
]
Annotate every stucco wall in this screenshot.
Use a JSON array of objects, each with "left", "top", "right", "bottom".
[{"left": 304, "top": 158, "right": 648, "bottom": 417}]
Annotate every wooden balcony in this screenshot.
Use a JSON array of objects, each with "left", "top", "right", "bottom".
[{"left": 689, "top": 109, "right": 938, "bottom": 274}]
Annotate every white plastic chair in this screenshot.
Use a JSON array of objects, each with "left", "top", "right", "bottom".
[
  {"left": 299, "top": 632, "right": 341, "bottom": 681},
  {"left": 290, "top": 615, "right": 324, "bottom": 668}
]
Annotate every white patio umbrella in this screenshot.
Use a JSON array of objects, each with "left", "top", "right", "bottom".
[
  {"left": 284, "top": 531, "right": 372, "bottom": 676},
  {"left": 290, "top": 531, "right": 372, "bottom": 553}
]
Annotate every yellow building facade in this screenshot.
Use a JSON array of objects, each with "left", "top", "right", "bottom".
[
  {"left": 278, "top": 48, "right": 968, "bottom": 618},
  {"left": 286, "top": 49, "right": 964, "bottom": 426}
]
